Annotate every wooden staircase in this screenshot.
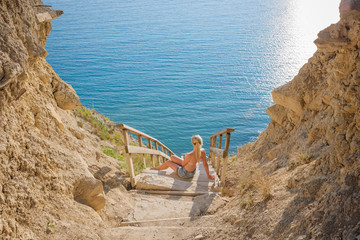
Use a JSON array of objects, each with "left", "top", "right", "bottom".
[
  {"left": 116, "top": 124, "right": 234, "bottom": 195},
  {"left": 104, "top": 124, "right": 235, "bottom": 239},
  {"left": 116, "top": 124, "right": 235, "bottom": 195}
]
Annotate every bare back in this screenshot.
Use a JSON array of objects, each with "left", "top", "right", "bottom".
[{"left": 183, "top": 148, "right": 205, "bottom": 172}]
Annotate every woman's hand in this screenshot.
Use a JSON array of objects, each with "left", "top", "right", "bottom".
[{"left": 208, "top": 174, "right": 215, "bottom": 180}]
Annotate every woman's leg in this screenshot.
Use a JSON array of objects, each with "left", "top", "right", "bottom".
[
  {"left": 170, "top": 155, "right": 183, "bottom": 165},
  {"left": 151, "top": 160, "right": 180, "bottom": 172}
]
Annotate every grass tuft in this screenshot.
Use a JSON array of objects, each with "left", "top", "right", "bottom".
[
  {"left": 102, "top": 147, "right": 124, "bottom": 161},
  {"left": 77, "top": 120, "right": 83, "bottom": 128},
  {"left": 47, "top": 222, "right": 55, "bottom": 228},
  {"left": 237, "top": 168, "right": 272, "bottom": 208},
  {"left": 73, "top": 107, "right": 124, "bottom": 145},
  {"left": 240, "top": 192, "right": 254, "bottom": 209}
]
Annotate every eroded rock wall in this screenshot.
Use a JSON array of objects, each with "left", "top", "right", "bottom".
[
  {"left": 0, "top": 1, "right": 131, "bottom": 239},
  {"left": 233, "top": 9, "right": 360, "bottom": 239}
]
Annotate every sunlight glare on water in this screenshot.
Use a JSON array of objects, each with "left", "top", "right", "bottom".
[
  {"left": 271, "top": 0, "right": 340, "bottom": 87},
  {"left": 274, "top": 0, "right": 340, "bottom": 84}
]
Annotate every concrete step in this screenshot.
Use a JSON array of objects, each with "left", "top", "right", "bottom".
[
  {"left": 120, "top": 215, "right": 214, "bottom": 227},
  {"left": 132, "top": 190, "right": 220, "bottom": 196},
  {"left": 98, "top": 225, "right": 216, "bottom": 240},
  {"left": 135, "top": 164, "right": 218, "bottom": 192},
  {"left": 127, "top": 192, "right": 219, "bottom": 223}
]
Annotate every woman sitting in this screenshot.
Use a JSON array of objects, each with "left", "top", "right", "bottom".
[{"left": 151, "top": 135, "right": 215, "bottom": 180}]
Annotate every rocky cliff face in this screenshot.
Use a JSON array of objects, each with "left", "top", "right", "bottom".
[
  {"left": 222, "top": 8, "right": 360, "bottom": 240},
  {"left": 0, "top": 1, "right": 133, "bottom": 239}
]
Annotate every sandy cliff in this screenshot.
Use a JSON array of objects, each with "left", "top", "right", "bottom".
[
  {"left": 0, "top": 1, "right": 134, "bottom": 239},
  {"left": 219, "top": 8, "right": 360, "bottom": 240}
]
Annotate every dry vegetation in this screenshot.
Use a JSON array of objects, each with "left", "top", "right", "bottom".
[
  {"left": 288, "top": 152, "right": 314, "bottom": 170},
  {"left": 73, "top": 106, "right": 154, "bottom": 176},
  {"left": 237, "top": 168, "right": 272, "bottom": 209}
]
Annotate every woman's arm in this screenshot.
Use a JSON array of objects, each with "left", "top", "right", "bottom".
[
  {"left": 201, "top": 149, "right": 215, "bottom": 180},
  {"left": 182, "top": 153, "right": 190, "bottom": 167}
]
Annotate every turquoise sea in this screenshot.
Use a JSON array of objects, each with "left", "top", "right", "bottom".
[{"left": 44, "top": 0, "right": 339, "bottom": 155}]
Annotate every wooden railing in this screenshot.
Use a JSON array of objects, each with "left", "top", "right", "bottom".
[
  {"left": 209, "top": 128, "right": 235, "bottom": 188},
  {"left": 116, "top": 124, "right": 175, "bottom": 188}
]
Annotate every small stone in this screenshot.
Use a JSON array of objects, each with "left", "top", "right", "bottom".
[
  {"left": 70, "top": 128, "right": 84, "bottom": 140},
  {"left": 194, "top": 234, "right": 205, "bottom": 240},
  {"left": 0, "top": 143, "right": 6, "bottom": 153},
  {"left": 74, "top": 131, "right": 84, "bottom": 140}
]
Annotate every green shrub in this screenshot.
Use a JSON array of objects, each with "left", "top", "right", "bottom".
[
  {"left": 74, "top": 107, "right": 92, "bottom": 121},
  {"left": 73, "top": 107, "right": 124, "bottom": 143},
  {"left": 119, "top": 162, "right": 128, "bottom": 170},
  {"left": 133, "top": 159, "right": 145, "bottom": 175},
  {"left": 102, "top": 147, "right": 124, "bottom": 161},
  {"left": 114, "top": 134, "right": 123, "bottom": 145},
  {"left": 115, "top": 155, "right": 147, "bottom": 175}
]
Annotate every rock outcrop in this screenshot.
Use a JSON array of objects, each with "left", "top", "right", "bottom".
[
  {"left": 221, "top": 5, "right": 360, "bottom": 240},
  {"left": 0, "top": 1, "right": 132, "bottom": 239},
  {"left": 74, "top": 177, "right": 106, "bottom": 211}
]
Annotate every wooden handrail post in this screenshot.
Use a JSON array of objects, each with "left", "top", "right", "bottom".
[
  {"left": 148, "top": 138, "right": 155, "bottom": 167},
  {"left": 138, "top": 134, "right": 146, "bottom": 168},
  {"left": 215, "top": 138, "right": 221, "bottom": 176},
  {"left": 210, "top": 136, "right": 216, "bottom": 167},
  {"left": 218, "top": 134, "right": 223, "bottom": 149},
  {"left": 216, "top": 156, "right": 221, "bottom": 176},
  {"left": 154, "top": 142, "right": 160, "bottom": 165},
  {"left": 122, "top": 130, "right": 135, "bottom": 188},
  {"left": 223, "top": 133, "right": 231, "bottom": 158},
  {"left": 161, "top": 146, "right": 165, "bottom": 163},
  {"left": 221, "top": 133, "right": 231, "bottom": 189},
  {"left": 209, "top": 137, "right": 213, "bottom": 165},
  {"left": 217, "top": 135, "right": 223, "bottom": 176},
  {"left": 209, "top": 128, "right": 235, "bottom": 192}
]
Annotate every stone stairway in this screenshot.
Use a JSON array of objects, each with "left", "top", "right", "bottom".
[{"left": 98, "top": 225, "right": 217, "bottom": 240}]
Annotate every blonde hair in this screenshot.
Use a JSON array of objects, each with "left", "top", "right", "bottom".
[{"left": 191, "top": 135, "right": 203, "bottom": 162}]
